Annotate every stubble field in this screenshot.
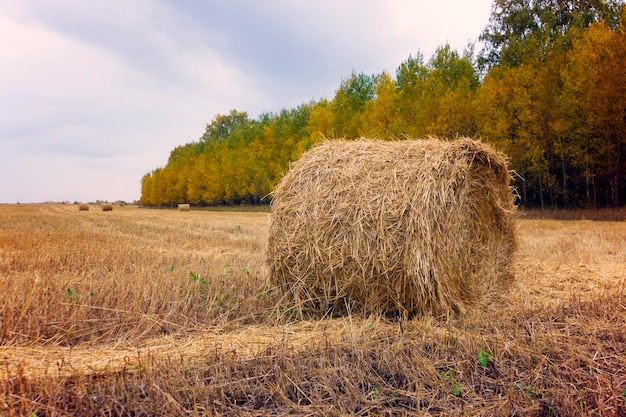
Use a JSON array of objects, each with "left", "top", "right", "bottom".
[{"left": 1, "top": 204, "right": 625, "bottom": 416}]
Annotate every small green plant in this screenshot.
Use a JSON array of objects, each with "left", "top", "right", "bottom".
[
  {"left": 216, "top": 289, "right": 232, "bottom": 308},
  {"left": 438, "top": 370, "right": 462, "bottom": 397},
  {"left": 515, "top": 382, "right": 539, "bottom": 399},
  {"left": 190, "top": 271, "right": 208, "bottom": 285},
  {"left": 189, "top": 271, "right": 210, "bottom": 302},
  {"left": 65, "top": 288, "right": 94, "bottom": 303},
  {"left": 190, "top": 272, "right": 235, "bottom": 309},
  {"left": 438, "top": 370, "right": 455, "bottom": 379},
  {"left": 477, "top": 349, "right": 491, "bottom": 368},
  {"left": 66, "top": 288, "right": 79, "bottom": 303}
]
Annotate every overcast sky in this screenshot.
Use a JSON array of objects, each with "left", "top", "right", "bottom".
[{"left": 0, "top": 0, "right": 494, "bottom": 204}]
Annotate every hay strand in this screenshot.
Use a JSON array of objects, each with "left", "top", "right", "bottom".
[{"left": 266, "top": 137, "right": 517, "bottom": 317}]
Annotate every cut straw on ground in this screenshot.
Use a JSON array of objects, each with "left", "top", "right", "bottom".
[{"left": 1, "top": 204, "right": 624, "bottom": 416}]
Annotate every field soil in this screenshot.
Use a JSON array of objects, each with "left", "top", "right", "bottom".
[{"left": 1, "top": 204, "right": 625, "bottom": 416}]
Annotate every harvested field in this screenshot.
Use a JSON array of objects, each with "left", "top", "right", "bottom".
[{"left": 1, "top": 204, "right": 625, "bottom": 416}]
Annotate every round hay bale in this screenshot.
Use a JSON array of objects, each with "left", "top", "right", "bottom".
[
  {"left": 78, "top": 203, "right": 89, "bottom": 211},
  {"left": 101, "top": 203, "right": 113, "bottom": 212},
  {"left": 266, "top": 137, "right": 517, "bottom": 317},
  {"left": 178, "top": 204, "right": 191, "bottom": 211}
]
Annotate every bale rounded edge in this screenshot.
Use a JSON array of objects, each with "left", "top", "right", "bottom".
[{"left": 265, "top": 137, "right": 517, "bottom": 318}]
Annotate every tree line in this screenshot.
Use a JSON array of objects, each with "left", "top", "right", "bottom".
[{"left": 141, "top": 0, "right": 626, "bottom": 208}]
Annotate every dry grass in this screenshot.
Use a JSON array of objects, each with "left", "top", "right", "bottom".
[
  {"left": 521, "top": 207, "right": 626, "bottom": 222},
  {"left": 1, "top": 204, "right": 625, "bottom": 416},
  {"left": 0, "top": 204, "right": 269, "bottom": 347},
  {"left": 267, "top": 138, "right": 517, "bottom": 318}
]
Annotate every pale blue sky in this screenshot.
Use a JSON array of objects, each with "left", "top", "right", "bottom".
[{"left": 0, "top": 0, "right": 493, "bottom": 203}]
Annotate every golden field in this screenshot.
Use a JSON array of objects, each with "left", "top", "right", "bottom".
[{"left": 1, "top": 204, "right": 625, "bottom": 416}]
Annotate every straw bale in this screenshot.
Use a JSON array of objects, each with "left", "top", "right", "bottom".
[
  {"left": 78, "top": 203, "right": 89, "bottom": 211},
  {"left": 178, "top": 204, "right": 191, "bottom": 211},
  {"left": 266, "top": 137, "right": 517, "bottom": 317},
  {"left": 101, "top": 203, "right": 113, "bottom": 212}
]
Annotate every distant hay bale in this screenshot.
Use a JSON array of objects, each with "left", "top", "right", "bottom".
[
  {"left": 101, "top": 203, "right": 113, "bottom": 212},
  {"left": 266, "top": 137, "right": 517, "bottom": 317},
  {"left": 78, "top": 203, "right": 89, "bottom": 211},
  {"left": 178, "top": 204, "right": 191, "bottom": 212}
]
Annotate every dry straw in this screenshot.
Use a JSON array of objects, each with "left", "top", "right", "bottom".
[
  {"left": 78, "top": 203, "right": 89, "bottom": 211},
  {"left": 101, "top": 203, "right": 113, "bottom": 212},
  {"left": 266, "top": 137, "right": 517, "bottom": 317},
  {"left": 178, "top": 203, "right": 191, "bottom": 211}
]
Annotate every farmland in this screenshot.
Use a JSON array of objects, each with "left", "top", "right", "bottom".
[{"left": 1, "top": 204, "right": 625, "bottom": 415}]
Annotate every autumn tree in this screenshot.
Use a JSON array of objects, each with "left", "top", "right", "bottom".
[
  {"left": 479, "top": 0, "right": 623, "bottom": 70},
  {"left": 393, "top": 45, "right": 479, "bottom": 139},
  {"left": 476, "top": 0, "right": 625, "bottom": 207},
  {"left": 475, "top": 64, "right": 553, "bottom": 207},
  {"left": 394, "top": 52, "right": 430, "bottom": 138},
  {"left": 557, "top": 16, "right": 626, "bottom": 206},
  {"left": 361, "top": 72, "right": 398, "bottom": 139},
  {"left": 423, "top": 45, "right": 479, "bottom": 138},
  {"left": 330, "top": 72, "right": 378, "bottom": 138}
]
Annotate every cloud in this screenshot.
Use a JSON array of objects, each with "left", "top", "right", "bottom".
[
  {"left": 0, "top": 147, "right": 156, "bottom": 203},
  {"left": 0, "top": 0, "right": 494, "bottom": 203}
]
